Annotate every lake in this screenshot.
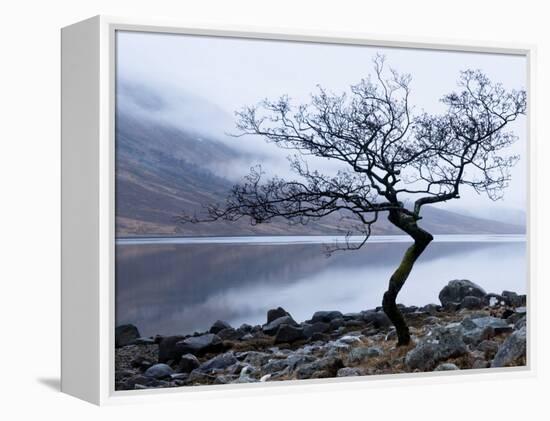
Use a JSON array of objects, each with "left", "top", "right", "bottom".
[{"left": 115, "top": 234, "right": 527, "bottom": 337}]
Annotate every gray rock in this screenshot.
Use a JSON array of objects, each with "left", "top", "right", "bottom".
[
  {"left": 337, "top": 367, "right": 363, "bottom": 377},
  {"left": 175, "top": 333, "right": 223, "bottom": 357},
  {"left": 262, "top": 316, "right": 298, "bottom": 335},
  {"left": 158, "top": 335, "right": 186, "bottom": 363},
  {"left": 439, "top": 280, "right": 486, "bottom": 307},
  {"left": 406, "top": 327, "right": 467, "bottom": 371},
  {"left": 462, "top": 316, "right": 512, "bottom": 334},
  {"left": 177, "top": 354, "right": 200, "bottom": 373},
  {"left": 461, "top": 296, "right": 484, "bottom": 310},
  {"left": 199, "top": 352, "right": 238, "bottom": 372},
  {"left": 310, "top": 310, "right": 344, "bottom": 324},
  {"left": 405, "top": 342, "right": 441, "bottom": 371},
  {"left": 144, "top": 363, "right": 174, "bottom": 379},
  {"left": 209, "top": 320, "right": 232, "bottom": 334},
  {"left": 491, "top": 326, "right": 527, "bottom": 367},
  {"left": 434, "top": 363, "right": 459, "bottom": 371},
  {"left": 267, "top": 307, "right": 290, "bottom": 324},
  {"left": 463, "top": 326, "right": 495, "bottom": 345},
  {"left": 274, "top": 324, "right": 304, "bottom": 344},
  {"left": 295, "top": 357, "right": 343, "bottom": 379},
  {"left": 361, "top": 310, "right": 392, "bottom": 328},
  {"left": 115, "top": 324, "right": 140, "bottom": 348}
]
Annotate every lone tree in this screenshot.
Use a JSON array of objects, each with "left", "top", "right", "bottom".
[{"left": 180, "top": 56, "right": 526, "bottom": 345}]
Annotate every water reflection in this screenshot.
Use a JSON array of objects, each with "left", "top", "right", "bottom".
[{"left": 115, "top": 236, "right": 526, "bottom": 337}]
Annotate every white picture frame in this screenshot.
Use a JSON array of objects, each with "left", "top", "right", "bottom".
[{"left": 61, "top": 15, "right": 536, "bottom": 406}]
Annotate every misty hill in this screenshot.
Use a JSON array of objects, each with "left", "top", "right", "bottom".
[{"left": 115, "top": 84, "right": 525, "bottom": 238}]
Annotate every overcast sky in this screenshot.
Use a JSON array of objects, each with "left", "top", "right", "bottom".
[{"left": 116, "top": 30, "right": 528, "bottom": 217}]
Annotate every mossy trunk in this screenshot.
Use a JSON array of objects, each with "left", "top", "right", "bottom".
[{"left": 383, "top": 210, "right": 433, "bottom": 346}]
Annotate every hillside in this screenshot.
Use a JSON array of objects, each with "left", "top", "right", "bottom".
[{"left": 115, "top": 86, "right": 525, "bottom": 238}]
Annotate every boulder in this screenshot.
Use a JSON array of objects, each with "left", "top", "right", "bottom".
[
  {"left": 303, "top": 322, "right": 330, "bottom": 338},
  {"left": 198, "top": 352, "right": 238, "bottom": 372},
  {"left": 158, "top": 335, "right": 185, "bottom": 363},
  {"left": 420, "top": 304, "right": 441, "bottom": 316},
  {"left": 362, "top": 310, "right": 392, "bottom": 328},
  {"left": 434, "top": 363, "right": 459, "bottom": 371},
  {"left": 262, "top": 315, "right": 298, "bottom": 335},
  {"left": 405, "top": 342, "right": 441, "bottom": 371},
  {"left": 144, "top": 363, "right": 174, "bottom": 379},
  {"left": 209, "top": 320, "right": 232, "bottom": 334},
  {"left": 439, "top": 280, "right": 486, "bottom": 307},
  {"left": 177, "top": 354, "right": 200, "bottom": 373},
  {"left": 274, "top": 324, "right": 304, "bottom": 344},
  {"left": 462, "top": 316, "right": 512, "bottom": 334},
  {"left": 491, "top": 326, "right": 527, "bottom": 367},
  {"left": 267, "top": 307, "right": 290, "bottom": 324},
  {"left": 115, "top": 324, "right": 140, "bottom": 348},
  {"left": 310, "top": 310, "right": 344, "bottom": 324},
  {"left": 175, "top": 333, "right": 224, "bottom": 357},
  {"left": 406, "top": 327, "right": 467, "bottom": 371},
  {"left": 461, "top": 296, "right": 484, "bottom": 310}
]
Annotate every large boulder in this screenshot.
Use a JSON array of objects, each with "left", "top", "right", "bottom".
[
  {"left": 267, "top": 307, "right": 290, "bottom": 324},
  {"left": 177, "top": 354, "right": 200, "bottom": 373},
  {"left": 209, "top": 320, "right": 232, "bottom": 334},
  {"left": 309, "top": 310, "right": 344, "bottom": 324},
  {"left": 115, "top": 324, "right": 140, "bottom": 348},
  {"left": 262, "top": 315, "right": 298, "bottom": 335},
  {"left": 501, "top": 291, "right": 526, "bottom": 307},
  {"left": 405, "top": 327, "right": 467, "bottom": 371},
  {"left": 491, "top": 326, "right": 527, "bottom": 367},
  {"left": 439, "top": 280, "right": 487, "bottom": 307},
  {"left": 175, "top": 333, "right": 224, "bottom": 357},
  {"left": 158, "top": 335, "right": 185, "bottom": 363},
  {"left": 274, "top": 324, "right": 304, "bottom": 344}
]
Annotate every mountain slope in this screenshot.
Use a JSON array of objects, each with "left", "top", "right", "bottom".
[{"left": 115, "top": 85, "right": 525, "bottom": 237}]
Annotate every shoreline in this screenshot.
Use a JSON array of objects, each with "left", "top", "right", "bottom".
[{"left": 115, "top": 280, "right": 527, "bottom": 391}]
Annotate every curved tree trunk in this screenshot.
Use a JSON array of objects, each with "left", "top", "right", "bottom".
[{"left": 383, "top": 211, "right": 433, "bottom": 346}]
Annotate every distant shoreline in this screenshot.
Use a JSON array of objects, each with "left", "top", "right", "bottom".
[{"left": 115, "top": 233, "right": 527, "bottom": 245}]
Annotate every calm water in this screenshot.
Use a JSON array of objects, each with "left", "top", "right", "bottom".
[{"left": 115, "top": 235, "right": 526, "bottom": 337}]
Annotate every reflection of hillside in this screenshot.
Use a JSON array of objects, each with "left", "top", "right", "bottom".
[{"left": 115, "top": 241, "right": 504, "bottom": 333}]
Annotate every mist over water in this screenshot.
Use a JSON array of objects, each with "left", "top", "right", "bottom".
[{"left": 115, "top": 235, "right": 526, "bottom": 337}]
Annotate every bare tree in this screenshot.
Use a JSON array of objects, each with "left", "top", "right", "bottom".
[{"left": 180, "top": 56, "right": 526, "bottom": 345}]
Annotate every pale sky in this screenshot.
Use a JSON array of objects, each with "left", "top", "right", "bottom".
[{"left": 116, "top": 30, "right": 528, "bottom": 217}]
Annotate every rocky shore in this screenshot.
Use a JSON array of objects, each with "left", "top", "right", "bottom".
[{"left": 115, "top": 280, "right": 527, "bottom": 391}]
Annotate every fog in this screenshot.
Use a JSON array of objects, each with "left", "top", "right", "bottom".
[{"left": 116, "top": 31, "right": 528, "bottom": 219}]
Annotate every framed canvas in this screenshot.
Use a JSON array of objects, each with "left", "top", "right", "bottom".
[{"left": 61, "top": 15, "right": 535, "bottom": 405}]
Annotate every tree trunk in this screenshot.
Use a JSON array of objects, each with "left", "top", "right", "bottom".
[{"left": 383, "top": 211, "right": 433, "bottom": 346}]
